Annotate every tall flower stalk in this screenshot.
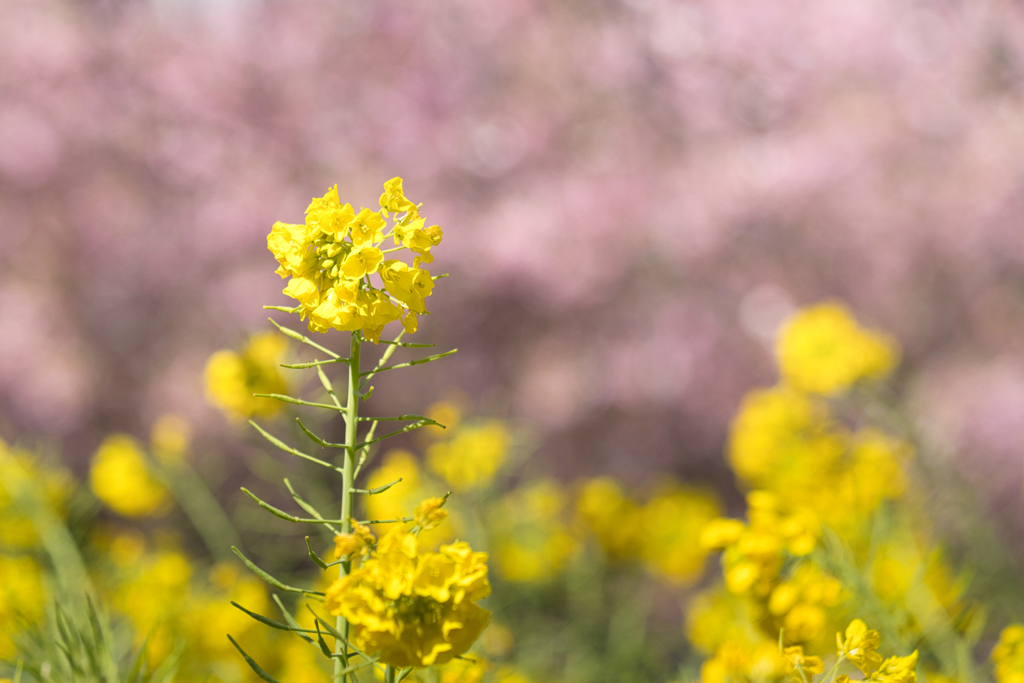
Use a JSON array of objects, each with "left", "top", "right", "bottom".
[{"left": 227, "top": 178, "right": 490, "bottom": 682}]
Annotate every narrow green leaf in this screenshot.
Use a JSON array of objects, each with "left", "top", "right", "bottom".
[
  {"left": 272, "top": 594, "right": 314, "bottom": 644},
  {"left": 249, "top": 421, "right": 344, "bottom": 472},
  {"left": 357, "top": 413, "right": 439, "bottom": 423},
  {"left": 314, "top": 621, "right": 332, "bottom": 658},
  {"left": 295, "top": 417, "right": 335, "bottom": 448},
  {"left": 354, "top": 421, "right": 432, "bottom": 452},
  {"left": 227, "top": 634, "right": 283, "bottom": 683},
  {"left": 305, "top": 536, "right": 329, "bottom": 570},
  {"left": 280, "top": 358, "right": 350, "bottom": 369},
  {"left": 262, "top": 305, "right": 302, "bottom": 314},
  {"left": 230, "top": 601, "right": 299, "bottom": 631},
  {"left": 283, "top": 479, "right": 339, "bottom": 534},
  {"left": 127, "top": 636, "right": 151, "bottom": 683},
  {"left": 355, "top": 516, "right": 414, "bottom": 525},
  {"left": 240, "top": 489, "right": 348, "bottom": 525},
  {"left": 268, "top": 318, "right": 339, "bottom": 358},
  {"left": 351, "top": 477, "right": 402, "bottom": 495},
  {"left": 253, "top": 393, "right": 345, "bottom": 413},
  {"left": 231, "top": 546, "right": 324, "bottom": 597},
  {"left": 359, "top": 349, "right": 457, "bottom": 378},
  {"left": 316, "top": 365, "right": 344, "bottom": 409}
]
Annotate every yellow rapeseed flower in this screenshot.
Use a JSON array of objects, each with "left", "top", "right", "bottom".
[
  {"left": 414, "top": 496, "right": 449, "bottom": 531},
  {"left": 325, "top": 527, "right": 491, "bottom": 667},
  {"left": 837, "top": 619, "right": 883, "bottom": 674},
  {"left": 269, "top": 178, "right": 441, "bottom": 340},
  {"left": 993, "top": 625, "right": 1024, "bottom": 683},
  {"left": 728, "top": 385, "right": 844, "bottom": 494},
  {"left": 335, "top": 522, "right": 376, "bottom": 560},
  {"left": 204, "top": 331, "right": 289, "bottom": 421},
  {"left": 776, "top": 302, "right": 898, "bottom": 395},
  {"left": 89, "top": 434, "right": 169, "bottom": 517}
]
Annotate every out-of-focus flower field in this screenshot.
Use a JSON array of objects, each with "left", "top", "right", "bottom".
[{"left": 3, "top": 0, "right": 1024, "bottom": 681}]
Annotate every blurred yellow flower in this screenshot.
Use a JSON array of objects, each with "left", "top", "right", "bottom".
[
  {"left": 89, "top": 434, "right": 169, "bottom": 517},
  {"left": 440, "top": 656, "right": 489, "bottom": 683},
  {"left": 325, "top": 527, "right": 491, "bottom": 667},
  {"left": 783, "top": 645, "right": 824, "bottom": 679},
  {"left": 151, "top": 413, "right": 192, "bottom": 463},
  {"left": 574, "top": 477, "right": 643, "bottom": 560},
  {"left": 640, "top": 483, "right": 720, "bottom": 584},
  {"left": 687, "top": 587, "right": 759, "bottom": 656},
  {"left": 0, "top": 440, "right": 74, "bottom": 549},
  {"left": 490, "top": 479, "right": 578, "bottom": 583},
  {"left": 776, "top": 302, "right": 898, "bottom": 395},
  {"left": 701, "top": 640, "right": 787, "bottom": 683},
  {"left": 427, "top": 420, "right": 510, "bottom": 491},
  {"left": 422, "top": 399, "right": 463, "bottom": 441},
  {"left": 728, "top": 385, "right": 844, "bottom": 494},
  {"left": 204, "top": 331, "right": 289, "bottom": 421},
  {"left": 993, "top": 625, "right": 1024, "bottom": 683},
  {"left": 0, "top": 555, "right": 45, "bottom": 658}
]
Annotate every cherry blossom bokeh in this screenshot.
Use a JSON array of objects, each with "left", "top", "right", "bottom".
[{"left": 3, "top": 0, "right": 1024, "bottom": 530}]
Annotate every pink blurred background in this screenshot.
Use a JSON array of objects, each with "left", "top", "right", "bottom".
[{"left": 3, "top": 0, "right": 1024, "bottom": 526}]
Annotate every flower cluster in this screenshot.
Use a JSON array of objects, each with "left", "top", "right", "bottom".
[
  {"left": 325, "top": 526, "right": 491, "bottom": 668},
  {"left": 692, "top": 302, "right": 972, "bottom": 681},
  {"left": 268, "top": 178, "right": 441, "bottom": 340}
]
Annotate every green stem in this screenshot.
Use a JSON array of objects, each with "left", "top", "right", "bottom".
[
  {"left": 385, "top": 664, "right": 395, "bottom": 683},
  {"left": 334, "top": 331, "right": 361, "bottom": 682}
]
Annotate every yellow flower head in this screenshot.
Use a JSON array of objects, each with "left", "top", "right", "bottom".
[
  {"left": 269, "top": 179, "right": 442, "bottom": 340},
  {"left": 204, "top": 331, "right": 289, "bottom": 421},
  {"left": 414, "top": 497, "right": 449, "bottom": 531},
  {"left": 380, "top": 177, "right": 417, "bottom": 214},
  {"left": 325, "top": 527, "right": 491, "bottom": 667},
  {"left": 776, "top": 302, "right": 898, "bottom": 395},
  {"left": 837, "top": 619, "right": 883, "bottom": 674},
  {"left": 89, "top": 434, "right": 169, "bottom": 517}
]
